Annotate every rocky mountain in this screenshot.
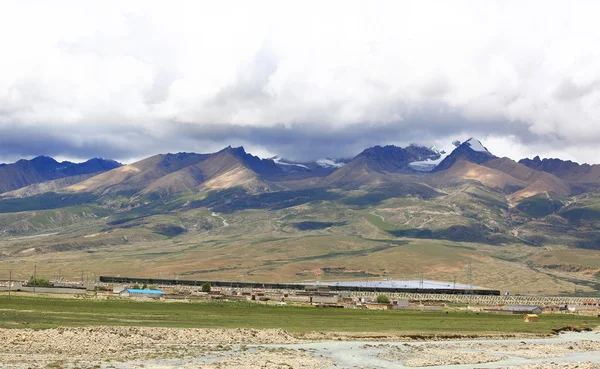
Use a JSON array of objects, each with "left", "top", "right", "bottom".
[
  {"left": 432, "top": 138, "right": 495, "bottom": 172},
  {"left": 3, "top": 139, "right": 600, "bottom": 294},
  {"left": 428, "top": 139, "right": 571, "bottom": 202},
  {"left": 519, "top": 156, "right": 600, "bottom": 183},
  {"left": 66, "top": 147, "right": 286, "bottom": 197},
  {"left": 142, "top": 146, "right": 279, "bottom": 195},
  {"left": 67, "top": 152, "right": 213, "bottom": 195},
  {"left": 323, "top": 145, "right": 441, "bottom": 188},
  {"left": 351, "top": 144, "right": 441, "bottom": 173},
  {"left": 271, "top": 157, "right": 349, "bottom": 177},
  {"left": 0, "top": 156, "right": 121, "bottom": 194}
]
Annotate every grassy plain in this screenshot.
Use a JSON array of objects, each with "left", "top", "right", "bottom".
[
  {"left": 1, "top": 183, "right": 600, "bottom": 295},
  {"left": 0, "top": 295, "right": 596, "bottom": 335}
]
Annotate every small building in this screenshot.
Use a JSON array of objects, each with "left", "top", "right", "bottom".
[
  {"left": 391, "top": 300, "right": 409, "bottom": 310},
  {"left": 311, "top": 295, "right": 339, "bottom": 304},
  {"left": 119, "top": 288, "right": 164, "bottom": 298},
  {"left": 524, "top": 314, "right": 538, "bottom": 322},
  {"left": 112, "top": 285, "right": 126, "bottom": 294},
  {"left": 305, "top": 285, "right": 330, "bottom": 294},
  {"left": 506, "top": 306, "right": 542, "bottom": 315}
]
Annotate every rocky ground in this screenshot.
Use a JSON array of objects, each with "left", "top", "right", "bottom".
[
  {"left": 0, "top": 327, "right": 599, "bottom": 368},
  {"left": 371, "top": 339, "right": 600, "bottom": 367}
]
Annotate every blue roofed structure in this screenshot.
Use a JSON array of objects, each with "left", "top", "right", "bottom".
[{"left": 119, "top": 288, "right": 164, "bottom": 298}]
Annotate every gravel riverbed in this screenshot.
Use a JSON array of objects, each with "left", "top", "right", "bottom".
[{"left": 0, "top": 327, "right": 599, "bottom": 368}]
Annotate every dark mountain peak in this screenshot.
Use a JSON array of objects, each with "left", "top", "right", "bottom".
[
  {"left": 519, "top": 156, "right": 580, "bottom": 168},
  {"left": 432, "top": 138, "right": 496, "bottom": 172},
  {"left": 352, "top": 144, "right": 440, "bottom": 173},
  {"left": 213, "top": 145, "right": 282, "bottom": 177},
  {"left": 518, "top": 156, "right": 592, "bottom": 181},
  {"left": 218, "top": 145, "right": 244, "bottom": 154},
  {"left": 0, "top": 155, "right": 122, "bottom": 194},
  {"left": 83, "top": 157, "right": 121, "bottom": 166},
  {"left": 60, "top": 158, "right": 123, "bottom": 176},
  {"left": 28, "top": 156, "right": 60, "bottom": 171}
]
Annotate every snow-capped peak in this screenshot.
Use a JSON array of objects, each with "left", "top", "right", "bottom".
[
  {"left": 317, "top": 158, "right": 345, "bottom": 168},
  {"left": 465, "top": 138, "right": 492, "bottom": 154},
  {"left": 408, "top": 143, "right": 445, "bottom": 155},
  {"left": 428, "top": 145, "right": 445, "bottom": 155}
]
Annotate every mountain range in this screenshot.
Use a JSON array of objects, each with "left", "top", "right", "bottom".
[{"left": 2, "top": 138, "right": 600, "bottom": 294}]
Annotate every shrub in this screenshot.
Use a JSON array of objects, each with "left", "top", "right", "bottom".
[
  {"left": 202, "top": 282, "right": 211, "bottom": 293},
  {"left": 376, "top": 294, "right": 390, "bottom": 304},
  {"left": 26, "top": 276, "right": 51, "bottom": 287}
]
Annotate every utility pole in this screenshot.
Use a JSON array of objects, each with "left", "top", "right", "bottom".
[
  {"left": 467, "top": 262, "right": 473, "bottom": 293},
  {"left": 33, "top": 263, "right": 37, "bottom": 293},
  {"left": 8, "top": 270, "right": 11, "bottom": 300},
  {"left": 419, "top": 270, "right": 424, "bottom": 289}
]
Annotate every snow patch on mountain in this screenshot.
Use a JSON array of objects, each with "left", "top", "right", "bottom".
[
  {"left": 317, "top": 158, "right": 345, "bottom": 168},
  {"left": 272, "top": 157, "right": 310, "bottom": 169},
  {"left": 466, "top": 138, "right": 491, "bottom": 154},
  {"left": 409, "top": 150, "right": 448, "bottom": 172},
  {"left": 405, "top": 144, "right": 447, "bottom": 172}
]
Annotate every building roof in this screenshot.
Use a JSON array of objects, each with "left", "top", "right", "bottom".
[
  {"left": 125, "top": 289, "right": 164, "bottom": 294},
  {"left": 506, "top": 306, "right": 541, "bottom": 310}
]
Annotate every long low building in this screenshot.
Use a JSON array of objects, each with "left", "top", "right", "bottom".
[{"left": 100, "top": 276, "right": 501, "bottom": 296}]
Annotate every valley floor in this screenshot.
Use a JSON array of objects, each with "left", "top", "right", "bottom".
[{"left": 1, "top": 296, "right": 600, "bottom": 368}]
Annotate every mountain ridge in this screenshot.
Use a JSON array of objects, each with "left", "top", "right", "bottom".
[
  {"left": 0, "top": 156, "right": 122, "bottom": 194},
  {"left": 3, "top": 139, "right": 600, "bottom": 294}
]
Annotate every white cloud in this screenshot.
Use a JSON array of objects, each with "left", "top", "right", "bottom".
[{"left": 1, "top": 0, "right": 600, "bottom": 163}]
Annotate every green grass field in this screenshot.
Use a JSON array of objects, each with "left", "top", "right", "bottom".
[{"left": 0, "top": 295, "right": 596, "bottom": 335}]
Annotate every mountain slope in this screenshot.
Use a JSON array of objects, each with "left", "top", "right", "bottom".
[
  {"left": 0, "top": 174, "right": 99, "bottom": 199},
  {"left": 67, "top": 153, "right": 211, "bottom": 195},
  {"left": 0, "top": 156, "right": 121, "bottom": 194},
  {"left": 484, "top": 158, "right": 571, "bottom": 196},
  {"left": 4, "top": 139, "right": 600, "bottom": 295},
  {"left": 520, "top": 156, "right": 600, "bottom": 183},
  {"left": 432, "top": 138, "right": 495, "bottom": 172},
  {"left": 429, "top": 160, "right": 528, "bottom": 189},
  {"left": 142, "top": 147, "right": 276, "bottom": 195},
  {"left": 324, "top": 145, "right": 440, "bottom": 188}
]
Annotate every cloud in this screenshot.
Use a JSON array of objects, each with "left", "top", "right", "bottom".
[{"left": 1, "top": 1, "right": 600, "bottom": 164}]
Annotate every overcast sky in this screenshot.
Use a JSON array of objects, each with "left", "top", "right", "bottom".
[{"left": 1, "top": 1, "right": 600, "bottom": 164}]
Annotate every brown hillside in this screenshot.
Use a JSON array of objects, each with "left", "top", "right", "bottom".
[
  {"left": 324, "top": 158, "right": 386, "bottom": 188},
  {"left": 429, "top": 160, "right": 527, "bottom": 189},
  {"left": 67, "top": 153, "right": 209, "bottom": 195},
  {"left": 1, "top": 174, "right": 98, "bottom": 198},
  {"left": 484, "top": 158, "right": 570, "bottom": 196},
  {"left": 508, "top": 180, "right": 556, "bottom": 202},
  {"left": 142, "top": 149, "right": 274, "bottom": 195}
]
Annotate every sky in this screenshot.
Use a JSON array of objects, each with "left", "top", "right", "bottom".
[{"left": 1, "top": 0, "right": 600, "bottom": 164}]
